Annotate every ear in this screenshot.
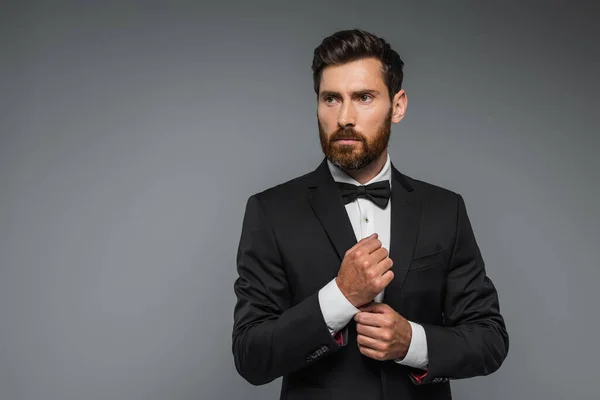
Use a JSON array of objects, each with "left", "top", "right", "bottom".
[{"left": 391, "top": 89, "right": 407, "bottom": 123}]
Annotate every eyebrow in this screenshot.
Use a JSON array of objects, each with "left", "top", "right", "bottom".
[{"left": 319, "top": 89, "right": 381, "bottom": 99}]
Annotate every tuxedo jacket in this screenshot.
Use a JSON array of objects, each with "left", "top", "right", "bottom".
[{"left": 232, "top": 158, "right": 509, "bottom": 400}]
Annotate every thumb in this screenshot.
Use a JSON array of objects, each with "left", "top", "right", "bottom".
[{"left": 359, "top": 302, "right": 390, "bottom": 313}]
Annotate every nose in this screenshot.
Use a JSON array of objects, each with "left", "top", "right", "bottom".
[{"left": 337, "top": 100, "right": 356, "bottom": 128}]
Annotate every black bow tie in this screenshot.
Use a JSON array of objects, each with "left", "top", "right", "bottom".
[{"left": 336, "top": 181, "right": 391, "bottom": 209}]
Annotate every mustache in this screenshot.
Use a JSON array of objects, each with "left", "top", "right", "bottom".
[{"left": 329, "top": 127, "right": 365, "bottom": 142}]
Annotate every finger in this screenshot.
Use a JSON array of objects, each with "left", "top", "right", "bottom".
[
  {"left": 377, "top": 269, "right": 395, "bottom": 289},
  {"left": 354, "top": 312, "right": 384, "bottom": 327},
  {"left": 370, "top": 247, "right": 389, "bottom": 264},
  {"left": 354, "top": 235, "right": 383, "bottom": 255},
  {"left": 357, "top": 343, "right": 385, "bottom": 361},
  {"left": 357, "top": 333, "right": 386, "bottom": 351},
  {"left": 373, "top": 257, "right": 394, "bottom": 277},
  {"left": 359, "top": 302, "right": 392, "bottom": 314},
  {"left": 347, "top": 233, "right": 378, "bottom": 254},
  {"left": 356, "top": 323, "right": 388, "bottom": 340}
]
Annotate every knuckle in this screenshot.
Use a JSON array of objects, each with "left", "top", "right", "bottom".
[
  {"left": 372, "top": 276, "right": 383, "bottom": 288},
  {"left": 387, "top": 271, "right": 395, "bottom": 281},
  {"left": 362, "top": 260, "right": 371, "bottom": 269},
  {"left": 353, "top": 250, "right": 363, "bottom": 259}
]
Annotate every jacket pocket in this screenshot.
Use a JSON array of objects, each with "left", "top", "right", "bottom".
[{"left": 408, "top": 250, "right": 443, "bottom": 272}]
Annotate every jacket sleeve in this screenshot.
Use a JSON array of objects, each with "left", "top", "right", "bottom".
[
  {"left": 232, "top": 195, "right": 345, "bottom": 386},
  {"left": 415, "top": 194, "right": 509, "bottom": 384}
]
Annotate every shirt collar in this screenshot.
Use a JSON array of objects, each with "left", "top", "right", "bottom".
[{"left": 326, "top": 153, "right": 392, "bottom": 186}]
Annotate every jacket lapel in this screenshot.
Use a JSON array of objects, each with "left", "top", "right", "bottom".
[
  {"left": 384, "top": 163, "right": 421, "bottom": 306},
  {"left": 307, "top": 158, "right": 357, "bottom": 264},
  {"left": 306, "top": 158, "right": 421, "bottom": 303}
]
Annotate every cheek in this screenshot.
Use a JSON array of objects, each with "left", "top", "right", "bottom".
[
  {"left": 317, "top": 108, "right": 337, "bottom": 130},
  {"left": 356, "top": 110, "right": 382, "bottom": 134},
  {"left": 358, "top": 107, "right": 381, "bottom": 123}
]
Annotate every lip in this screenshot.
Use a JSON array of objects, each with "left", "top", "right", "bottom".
[{"left": 335, "top": 139, "right": 360, "bottom": 145}]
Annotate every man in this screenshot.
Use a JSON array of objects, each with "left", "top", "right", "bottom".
[{"left": 232, "top": 29, "right": 508, "bottom": 400}]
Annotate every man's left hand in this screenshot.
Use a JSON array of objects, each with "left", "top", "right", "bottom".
[{"left": 354, "top": 302, "right": 412, "bottom": 361}]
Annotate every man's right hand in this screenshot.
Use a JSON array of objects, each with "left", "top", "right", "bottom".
[{"left": 336, "top": 233, "right": 394, "bottom": 308}]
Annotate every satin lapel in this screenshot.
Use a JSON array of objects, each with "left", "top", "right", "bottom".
[
  {"left": 383, "top": 164, "right": 421, "bottom": 307},
  {"left": 307, "top": 159, "right": 357, "bottom": 263}
]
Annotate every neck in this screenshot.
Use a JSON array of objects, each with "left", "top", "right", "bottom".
[{"left": 341, "top": 151, "right": 388, "bottom": 185}]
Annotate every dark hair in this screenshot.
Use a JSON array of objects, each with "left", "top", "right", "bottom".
[{"left": 311, "top": 29, "right": 404, "bottom": 100}]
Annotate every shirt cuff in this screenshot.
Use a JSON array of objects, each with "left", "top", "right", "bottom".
[
  {"left": 394, "top": 321, "right": 429, "bottom": 370},
  {"left": 318, "top": 278, "right": 359, "bottom": 335}
]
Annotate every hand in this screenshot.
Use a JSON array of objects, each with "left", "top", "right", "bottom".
[
  {"left": 354, "top": 302, "right": 412, "bottom": 361},
  {"left": 336, "top": 233, "right": 394, "bottom": 308}
]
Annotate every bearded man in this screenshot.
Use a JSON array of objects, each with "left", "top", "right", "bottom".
[{"left": 232, "top": 29, "right": 508, "bottom": 400}]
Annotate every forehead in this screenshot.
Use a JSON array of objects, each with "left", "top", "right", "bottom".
[{"left": 319, "top": 57, "right": 386, "bottom": 93}]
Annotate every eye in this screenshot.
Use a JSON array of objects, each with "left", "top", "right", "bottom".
[
  {"left": 358, "top": 94, "right": 373, "bottom": 103},
  {"left": 323, "top": 96, "right": 338, "bottom": 104}
]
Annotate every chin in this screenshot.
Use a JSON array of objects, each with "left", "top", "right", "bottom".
[{"left": 330, "top": 155, "right": 366, "bottom": 170}]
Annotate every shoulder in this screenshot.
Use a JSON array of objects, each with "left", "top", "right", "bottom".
[
  {"left": 405, "top": 175, "right": 458, "bottom": 200},
  {"left": 401, "top": 173, "right": 464, "bottom": 214},
  {"left": 245, "top": 167, "right": 315, "bottom": 209}
]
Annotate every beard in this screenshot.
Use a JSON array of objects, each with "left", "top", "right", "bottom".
[{"left": 318, "top": 107, "right": 392, "bottom": 171}]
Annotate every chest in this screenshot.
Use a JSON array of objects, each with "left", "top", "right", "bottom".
[{"left": 344, "top": 197, "right": 391, "bottom": 249}]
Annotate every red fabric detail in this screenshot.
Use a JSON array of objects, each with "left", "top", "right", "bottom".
[
  {"left": 333, "top": 331, "right": 344, "bottom": 345},
  {"left": 410, "top": 370, "right": 428, "bottom": 384}
]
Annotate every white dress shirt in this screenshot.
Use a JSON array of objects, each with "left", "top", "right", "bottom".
[{"left": 318, "top": 153, "right": 429, "bottom": 370}]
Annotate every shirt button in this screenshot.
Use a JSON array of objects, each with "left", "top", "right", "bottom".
[{"left": 364, "top": 217, "right": 369, "bottom": 223}]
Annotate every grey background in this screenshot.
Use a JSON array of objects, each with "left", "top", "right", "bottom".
[{"left": 1, "top": 1, "right": 598, "bottom": 399}]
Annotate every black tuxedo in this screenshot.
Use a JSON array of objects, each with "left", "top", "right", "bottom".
[{"left": 232, "top": 158, "right": 508, "bottom": 400}]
